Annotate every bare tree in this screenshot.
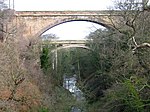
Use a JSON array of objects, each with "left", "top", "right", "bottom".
[
  {"left": 109, "top": 0, "right": 150, "bottom": 53},
  {"left": 0, "top": 0, "right": 15, "bottom": 42}
]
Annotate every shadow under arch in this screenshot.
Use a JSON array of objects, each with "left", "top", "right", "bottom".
[{"left": 36, "top": 19, "right": 114, "bottom": 38}]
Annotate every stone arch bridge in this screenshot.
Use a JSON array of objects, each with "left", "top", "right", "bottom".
[
  {"left": 14, "top": 11, "right": 121, "bottom": 39},
  {"left": 48, "top": 40, "right": 91, "bottom": 52}
]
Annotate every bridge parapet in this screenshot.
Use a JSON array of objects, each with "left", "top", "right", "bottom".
[
  {"left": 15, "top": 11, "right": 121, "bottom": 17},
  {"left": 45, "top": 40, "right": 87, "bottom": 44}
]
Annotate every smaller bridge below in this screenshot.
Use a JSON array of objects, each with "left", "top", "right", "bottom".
[
  {"left": 45, "top": 40, "right": 87, "bottom": 44},
  {"left": 51, "top": 44, "right": 91, "bottom": 53},
  {"left": 42, "top": 40, "right": 91, "bottom": 52}
]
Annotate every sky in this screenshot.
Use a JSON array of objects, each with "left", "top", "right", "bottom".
[
  {"left": 43, "top": 21, "right": 106, "bottom": 40},
  {"left": 11, "top": 0, "right": 150, "bottom": 11},
  {"left": 13, "top": 0, "right": 114, "bottom": 11}
]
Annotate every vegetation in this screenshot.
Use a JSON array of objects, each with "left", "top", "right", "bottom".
[
  {"left": 40, "top": 45, "right": 52, "bottom": 73},
  {"left": 78, "top": 0, "right": 150, "bottom": 111},
  {"left": 0, "top": 0, "right": 150, "bottom": 111}
]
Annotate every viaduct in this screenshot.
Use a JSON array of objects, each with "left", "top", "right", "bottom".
[
  {"left": 13, "top": 11, "right": 120, "bottom": 39},
  {"left": 5, "top": 0, "right": 149, "bottom": 41}
]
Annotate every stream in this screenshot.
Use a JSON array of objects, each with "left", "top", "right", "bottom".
[{"left": 63, "top": 74, "right": 84, "bottom": 112}]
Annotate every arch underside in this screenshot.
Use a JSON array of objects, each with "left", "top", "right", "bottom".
[
  {"left": 36, "top": 17, "right": 113, "bottom": 38},
  {"left": 51, "top": 44, "right": 91, "bottom": 53}
]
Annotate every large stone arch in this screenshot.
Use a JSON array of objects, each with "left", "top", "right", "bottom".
[{"left": 15, "top": 11, "right": 118, "bottom": 39}]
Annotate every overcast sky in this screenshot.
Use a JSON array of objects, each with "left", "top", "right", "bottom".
[
  {"left": 43, "top": 21, "right": 106, "bottom": 40},
  {"left": 13, "top": 0, "right": 114, "bottom": 11},
  {"left": 10, "top": 0, "right": 150, "bottom": 11}
]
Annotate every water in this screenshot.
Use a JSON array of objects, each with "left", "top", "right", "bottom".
[
  {"left": 63, "top": 75, "right": 84, "bottom": 98},
  {"left": 71, "top": 107, "right": 82, "bottom": 112},
  {"left": 63, "top": 74, "right": 84, "bottom": 112}
]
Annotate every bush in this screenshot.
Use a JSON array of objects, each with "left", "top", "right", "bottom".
[
  {"left": 38, "top": 107, "right": 49, "bottom": 112},
  {"left": 98, "top": 76, "right": 150, "bottom": 112}
]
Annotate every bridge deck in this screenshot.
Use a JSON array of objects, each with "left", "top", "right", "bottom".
[
  {"left": 43, "top": 40, "right": 87, "bottom": 44},
  {"left": 15, "top": 11, "right": 121, "bottom": 16}
]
